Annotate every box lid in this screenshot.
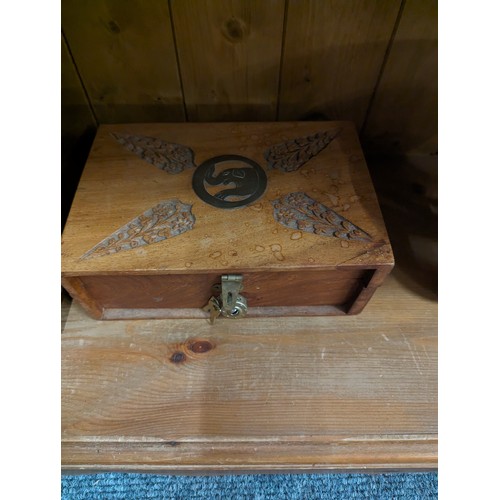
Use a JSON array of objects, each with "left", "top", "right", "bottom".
[{"left": 61, "top": 122, "right": 393, "bottom": 275}]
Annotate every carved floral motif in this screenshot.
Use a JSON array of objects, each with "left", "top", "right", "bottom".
[
  {"left": 81, "top": 199, "right": 195, "bottom": 259},
  {"left": 111, "top": 133, "right": 196, "bottom": 174},
  {"left": 271, "top": 192, "right": 371, "bottom": 241},
  {"left": 264, "top": 130, "right": 341, "bottom": 172}
]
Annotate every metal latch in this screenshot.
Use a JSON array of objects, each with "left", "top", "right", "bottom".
[{"left": 203, "top": 274, "right": 248, "bottom": 324}]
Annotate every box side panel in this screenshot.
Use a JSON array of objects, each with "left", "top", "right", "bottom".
[
  {"left": 345, "top": 265, "right": 394, "bottom": 315},
  {"left": 79, "top": 269, "right": 368, "bottom": 312},
  {"left": 61, "top": 277, "right": 104, "bottom": 319}
]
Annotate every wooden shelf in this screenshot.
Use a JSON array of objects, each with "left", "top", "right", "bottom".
[{"left": 61, "top": 264, "right": 437, "bottom": 473}]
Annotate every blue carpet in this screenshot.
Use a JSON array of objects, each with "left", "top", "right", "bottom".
[{"left": 61, "top": 472, "right": 437, "bottom": 499}]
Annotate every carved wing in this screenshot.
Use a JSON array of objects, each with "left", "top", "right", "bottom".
[
  {"left": 271, "top": 192, "right": 371, "bottom": 241},
  {"left": 111, "top": 133, "right": 196, "bottom": 174},
  {"left": 264, "top": 130, "right": 340, "bottom": 172},
  {"left": 81, "top": 199, "right": 195, "bottom": 259}
]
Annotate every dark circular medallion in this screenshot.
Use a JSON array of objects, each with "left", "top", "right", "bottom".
[{"left": 192, "top": 155, "right": 267, "bottom": 209}]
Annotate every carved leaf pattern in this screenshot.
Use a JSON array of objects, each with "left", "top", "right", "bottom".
[
  {"left": 111, "top": 133, "right": 196, "bottom": 174},
  {"left": 264, "top": 130, "right": 341, "bottom": 172},
  {"left": 81, "top": 199, "right": 195, "bottom": 259},
  {"left": 271, "top": 192, "right": 371, "bottom": 242}
]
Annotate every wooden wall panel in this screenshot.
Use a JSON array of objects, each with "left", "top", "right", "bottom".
[
  {"left": 170, "top": 0, "right": 285, "bottom": 121},
  {"left": 61, "top": 34, "right": 96, "bottom": 168},
  {"left": 278, "top": 0, "right": 401, "bottom": 129},
  {"left": 362, "top": 0, "right": 438, "bottom": 155},
  {"left": 62, "top": 0, "right": 185, "bottom": 123},
  {"left": 61, "top": 0, "right": 437, "bottom": 155},
  {"left": 61, "top": 34, "right": 97, "bottom": 226}
]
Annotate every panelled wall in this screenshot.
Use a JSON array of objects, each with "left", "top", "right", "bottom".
[{"left": 61, "top": 0, "right": 437, "bottom": 207}]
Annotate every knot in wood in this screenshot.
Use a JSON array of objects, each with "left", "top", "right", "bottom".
[
  {"left": 222, "top": 18, "right": 247, "bottom": 43},
  {"left": 189, "top": 340, "right": 213, "bottom": 354},
  {"left": 107, "top": 20, "right": 121, "bottom": 34},
  {"left": 170, "top": 352, "right": 186, "bottom": 364}
]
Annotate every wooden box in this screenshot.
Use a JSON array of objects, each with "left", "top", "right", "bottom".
[{"left": 61, "top": 122, "right": 394, "bottom": 320}]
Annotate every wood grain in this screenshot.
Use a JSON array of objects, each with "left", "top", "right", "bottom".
[
  {"left": 61, "top": 33, "right": 98, "bottom": 225},
  {"left": 62, "top": 0, "right": 185, "bottom": 123},
  {"left": 362, "top": 0, "right": 438, "bottom": 155},
  {"left": 61, "top": 0, "right": 436, "bottom": 157},
  {"left": 61, "top": 33, "right": 96, "bottom": 158},
  {"left": 170, "top": 0, "right": 285, "bottom": 121},
  {"left": 61, "top": 277, "right": 104, "bottom": 320},
  {"left": 345, "top": 267, "right": 392, "bottom": 315},
  {"left": 278, "top": 0, "right": 401, "bottom": 128},
  {"left": 78, "top": 269, "right": 367, "bottom": 309},
  {"left": 101, "top": 305, "right": 347, "bottom": 320},
  {"left": 61, "top": 122, "right": 394, "bottom": 275},
  {"left": 61, "top": 272, "right": 437, "bottom": 472},
  {"left": 61, "top": 121, "right": 393, "bottom": 317},
  {"left": 63, "top": 267, "right": 385, "bottom": 320}
]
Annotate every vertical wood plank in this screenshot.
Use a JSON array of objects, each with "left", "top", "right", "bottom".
[
  {"left": 362, "top": 0, "right": 438, "bottom": 155},
  {"left": 170, "top": 0, "right": 285, "bottom": 121},
  {"left": 279, "top": 0, "right": 401, "bottom": 129},
  {"left": 61, "top": 34, "right": 97, "bottom": 226},
  {"left": 62, "top": 0, "right": 185, "bottom": 123},
  {"left": 61, "top": 34, "right": 96, "bottom": 164}
]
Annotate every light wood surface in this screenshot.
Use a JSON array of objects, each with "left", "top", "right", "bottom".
[
  {"left": 278, "top": 0, "right": 401, "bottom": 127},
  {"left": 170, "top": 0, "right": 285, "bottom": 121},
  {"left": 362, "top": 0, "right": 438, "bottom": 155},
  {"left": 61, "top": 269, "right": 437, "bottom": 472},
  {"left": 61, "top": 122, "right": 393, "bottom": 275},
  {"left": 62, "top": 0, "right": 185, "bottom": 123}
]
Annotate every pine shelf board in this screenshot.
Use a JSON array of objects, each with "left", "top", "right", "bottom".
[{"left": 61, "top": 268, "right": 437, "bottom": 473}]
